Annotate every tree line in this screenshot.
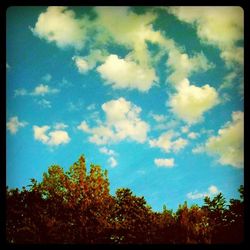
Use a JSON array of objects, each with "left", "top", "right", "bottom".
[{"left": 6, "top": 155, "right": 244, "bottom": 244}]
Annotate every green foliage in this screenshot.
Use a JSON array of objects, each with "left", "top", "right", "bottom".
[{"left": 6, "top": 154, "right": 244, "bottom": 244}]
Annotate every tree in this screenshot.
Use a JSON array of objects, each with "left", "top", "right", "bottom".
[
  {"left": 6, "top": 154, "right": 244, "bottom": 244},
  {"left": 109, "top": 188, "right": 153, "bottom": 244}
]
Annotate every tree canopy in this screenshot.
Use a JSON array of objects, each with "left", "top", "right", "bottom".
[{"left": 6, "top": 155, "right": 244, "bottom": 244}]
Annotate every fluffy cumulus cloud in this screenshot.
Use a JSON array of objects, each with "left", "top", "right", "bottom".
[
  {"left": 168, "top": 7, "right": 243, "bottom": 66},
  {"left": 204, "top": 111, "right": 244, "bottom": 168},
  {"left": 154, "top": 158, "right": 175, "bottom": 168},
  {"left": 7, "top": 116, "right": 28, "bottom": 134},
  {"left": 31, "top": 6, "right": 87, "bottom": 49},
  {"left": 149, "top": 131, "right": 188, "bottom": 153},
  {"left": 169, "top": 78, "right": 219, "bottom": 124},
  {"left": 97, "top": 54, "right": 158, "bottom": 92},
  {"left": 77, "top": 97, "right": 150, "bottom": 145},
  {"left": 187, "top": 185, "right": 219, "bottom": 200},
  {"left": 33, "top": 125, "right": 70, "bottom": 146}
]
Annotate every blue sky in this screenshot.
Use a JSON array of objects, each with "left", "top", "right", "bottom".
[{"left": 6, "top": 6, "right": 244, "bottom": 212}]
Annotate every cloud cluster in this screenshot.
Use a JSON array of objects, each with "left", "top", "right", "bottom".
[
  {"left": 149, "top": 131, "right": 188, "bottom": 153},
  {"left": 204, "top": 111, "right": 244, "bottom": 168},
  {"left": 187, "top": 185, "right": 219, "bottom": 200},
  {"left": 31, "top": 6, "right": 87, "bottom": 49},
  {"left": 168, "top": 7, "right": 243, "bottom": 66},
  {"left": 7, "top": 116, "right": 28, "bottom": 134},
  {"left": 77, "top": 97, "right": 150, "bottom": 145},
  {"left": 33, "top": 124, "right": 70, "bottom": 146},
  {"left": 154, "top": 158, "right": 175, "bottom": 168},
  {"left": 32, "top": 7, "right": 217, "bottom": 96},
  {"left": 94, "top": 7, "right": 164, "bottom": 66},
  {"left": 169, "top": 79, "right": 219, "bottom": 124}
]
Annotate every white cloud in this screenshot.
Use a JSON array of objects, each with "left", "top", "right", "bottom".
[
  {"left": 48, "top": 130, "right": 70, "bottom": 146},
  {"left": 99, "top": 147, "right": 118, "bottom": 168},
  {"left": 31, "top": 6, "right": 87, "bottom": 49},
  {"left": 172, "top": 138, "right": 188, "bottom": 152},
  {"left": 168, "top": 7, "right": 243, "bottom": 66},
  {"left": 149, "top": 131, "right": 188, "bottom": 153},
  {"left": 95, "top": 7, "right": 214, "bottom": 88},
  {"left": 149, "top": 131, "right": 173, "bottom": 152},
  {"left": 7, "top": 116, "right": 28, "bottom": 134},
  {"left": 33, "top": 125, "right": 50, "bottom": 143},
  {"left": 154, "top": 158, "right": 175, "bottom": 168},
  {"left": 188, "top": 132, "right": 199, "bottom": 139},
  {"left": 32, "top": 84, "right": 59, "bottom": 96},
  {"left": 97, "top": 54, "right": 158, "bottom": 92},
  {"left": 99, "top": 146, "right": 115, "bottom": 156},
  {"left": 77, "top": 121, "right": 91, "bottom": 133},
  {"left": 42, "top": 73, "right": 52, "bottom": 82},
  {"left": 192, "top": 145, "right": 205, "bottom": 154},
  {"left": 59, "top": 78, "right": 72, "bottom": 88},
  {"left": 67, "top": 100, "right": 84, "bottom": 112},
  {"left": 94, "top": 7, "right": 164, "bottom": 67},
  {"left": 187, "top": 185, "right": 219, "bottom": 200},
  {"left": 6, "top": 63, "right": 10, "bottom": 69},
  {"left": 54, "top": 122, "right": 68, "bottom": 130},
  {"left": 181, "top": 125, "right": 189, "bottom": 133},
  {"left": 151, "top": 113, "right": 166, "bottom": 123},
  {"left": 86, "top": 103, "right": 96, "bottom": 111},
  {"left": 15, "top": 84, "right": 60, "bottom": 97},
  {"left": 187, "top": 191, "right": 207, "bottom": 200},
  {"left": 77, "top": 97, "right": 150, "bottom": 145},
  {"left": 222, "top": 72, "right": 237, "bottom": 88},
  {"left": 73, "top": 49, "right": 108, "bottom": 75},
  {"left": 149, "top": 112, "right": 180, "bottom": 131},
  {"left": 208, "top": 185, "right": 219, "bottom": 195},
  {"left": 108, "top": 156, "right": 117, "bottom": 168},
  {"left": 33, "top": 125, "right": 70, "bottom": 146},
  {"left": 14, "top": 88, "right": 28, "bottom": 97},
  {"left": 37, "top": 99, "right": 51, "bottom": 108},
  {"left": 72, "top": 56, "right": 90, "bottom": 74},
  {"left": 167, "top": 51, "right": 214, "bottom": 85},
  {"left": 169, "top": 78, "right": 219, "bottom": 124},
  {"left": 204, "top": 111, "right": 244, "bottom": 168}
]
